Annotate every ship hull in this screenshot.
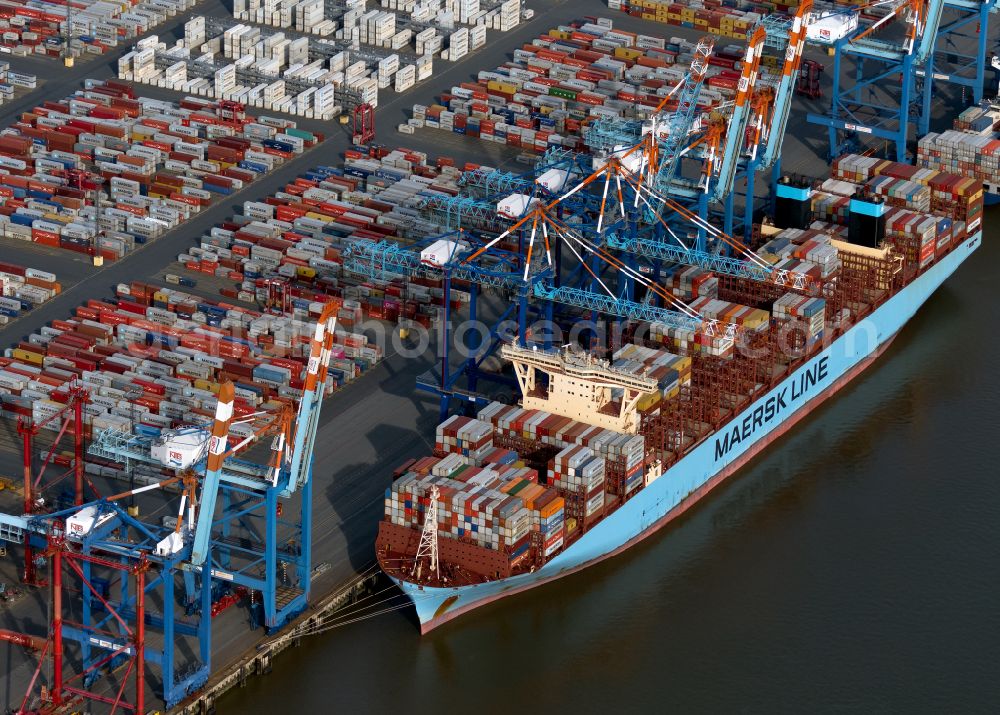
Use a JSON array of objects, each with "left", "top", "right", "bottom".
[{"left": 389, "top": 232, "right": 982, "bottom": 634}]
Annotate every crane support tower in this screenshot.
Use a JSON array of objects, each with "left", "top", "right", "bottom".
[{"left": 353, "top": 103, "right": 376, "bottom": 145}]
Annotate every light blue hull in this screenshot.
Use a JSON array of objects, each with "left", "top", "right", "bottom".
[{"left": 392, "top": 233, "right": 982, "bottom": 632}]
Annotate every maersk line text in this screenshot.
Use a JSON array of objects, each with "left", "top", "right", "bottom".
[{"left": 714, "top": 356, "right": 830, "bottom": 461}]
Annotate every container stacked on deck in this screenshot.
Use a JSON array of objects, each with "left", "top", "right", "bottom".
[
  {"left": 772, "top": 292, "right": 825, "bottom": 349},
  {"left": 0, "top": 263, "right": 61, "bottom": 322},
  {"left": 689, "top": 296, "right": 770, "bottom": 331},
  {"left": 664, "top": 265, "right": 719, "bottom": 301},
  {"left": 482, "top": 400, "right": 648, "bottom": 504},
  {"left": 758, "top": 228, "right": 841, "bottom": 279},
  {"left": 832, "top": 154, "right": 983, "bottom": 230},
  {"left": 384, "top": 453, "right": 553, "bottom": 565},
  {"left": 412, "top": 17, "right": 744, "bottom": 153},
  {"left": 611, "top": 342, "right": 691, "bottom": 408},
  {"left": 549, "top": 445, "right": 606, "bottom": 525},
  {"left": 384, "top": 394, "right": 659, "bottom": 567},
  {"left": 918, "top": 128, "right": 1000, "bottom": 189},
  {"left": 435, "top": 415, "right": 494, "bottom": 463},
  {"left": 648, "top": 321, "right": 735, "bottom": 358},
  {"left": 865, "top": 175, "right": 931, "bottom": 213},
  {"left": 183, "top": 146, "right": 478, "bottom": 329},
  {"left": 0, "top": 80, "right": 318, "bottom": 261},
  {"left": 0, "top": 0, "right": 198, "bottom": 58},
  {"left": 829, "top": 154, "right": 981, "bottom": 266},
  {"left": 0, "top": 282, "right": 380, "bottom": 434}
]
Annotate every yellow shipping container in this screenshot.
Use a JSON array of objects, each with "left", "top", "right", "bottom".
[
  {"left": 194, "top": 378, "right": 221, "bottom": 394},
  {"left": 305, "top": 211, "right": 333, "bottom": 223},
  {"left": 13, "top": 348, "right": 43, "bottom": 365},
  {"left": 614, "top": 47, "right": 642, "bottom": 60},
  {"left": 153, "top": 290, "right": 171, "bottom": 304},
  {"left": 296, "top": 266, "right": 317, "bottom": 279},
  {"left": 636, "top": 391, "right": 661, "bottom": 412},
  {"left": 489, "top": 81, "right": 517, "bottom": 95}
]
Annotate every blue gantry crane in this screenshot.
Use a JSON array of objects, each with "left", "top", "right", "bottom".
[
  {"left": 0, "top": 303, "right": 341, "bottom": 710},
  {"left": 806, "top": 0, "right": 993, "bottom": 161}
]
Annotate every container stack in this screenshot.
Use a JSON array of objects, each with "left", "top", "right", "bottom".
[
  {"left": 233, "top": 0, "right": 337, "bottom": 36},
  {"left": 688, "top": 297, "right": 770, "bottom": 331},
  {"left": 549, "top": 445, "right": 606, "bottom": 525},
  {"left": 772, "top": 293, "right": 826, "bottom": 350},
  {"left": 385, "top": 461, "right": 540, "bottom": 560},
  {"left": 664, "top": 266, "right": 719, "bottom": 301},
  {"left": 0, "top": 283, "right": 384, "bottom": 438},
  {"left": 611, "top": 343, "right": 691, "bottom": 405},
  {"left": 0, "top": 263, "right": 62, "bottom": 322},
  {"left": 0, "top": 80, "right": 318, "bottom": 261},
  {"left": 447, "top": 27, "right": 469, "bottom": 61},
  {"left": 832, "top": 153, "right": 984, "bottom": 231},
  {"left": 180, "top": 146, "right": 478, "bottom": 329},
  {"left": 648, "top": 322, "right": 735, "bottom": 358},
  {"left": 412, "top": 17, "right": 747, "bottom": 153},
  {"left": 0, "top": 63, "right": 36, "bottom": 106},
  {"left": 0, "top": 0, "right": 199, "bottom": 59},
  {"left": 435, "top": 415, "right": 494, "bottom": 463},
  {"left": 120, "top": 24, "right": 402, "bottom": 115},
  {"left": 917, "top": 129, "right": 1000, "bottom": 190}
]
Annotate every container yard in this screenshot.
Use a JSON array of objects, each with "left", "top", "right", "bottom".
[
  {"left": 120, "top": 0, "right": 523, "bottom": 117},
  {"left": 0, "top": 0, "right": 205, "bottom": 61},
  {"left": 0, "top": 0, "right": 994, "bottom": 711},
  {"left": 174, "top": 146, "right": 485, "bottom": 327},
  {"left": 411, "top": 18, "right": 755, "bottom": 152},
  {"left": 0, "top": 79, "right": 321, "bottom": 261}
]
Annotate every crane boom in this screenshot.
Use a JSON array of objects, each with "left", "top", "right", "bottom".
[
  {"left": 286, "top": 303, "right": 338, "bottom": 493},
  {"left": 712, "top": 26, "right": 767, "bottom": 200},
  {"left": 760, "top": 0, "right": 813, "bottom": 169},
  {"left": 190, "top": 382, "right": 235, "bottom": 566},
  {"left": 653, "top": 37, "right": 715, "bottom": 193},
  {"left": 915, "top": 0, "right": 947, "bottom": 62}
]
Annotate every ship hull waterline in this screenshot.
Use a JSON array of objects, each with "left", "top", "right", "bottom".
[{"left": 387, "top": 232, "right": 982, "bottom": 634}]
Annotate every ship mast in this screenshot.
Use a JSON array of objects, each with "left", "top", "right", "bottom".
[{"left": 414, "top": 486, "right": 440, "bottom": 580}]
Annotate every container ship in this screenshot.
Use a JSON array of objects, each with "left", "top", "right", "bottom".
[{"left": 376, "top": 156, "right": 985, "bottom": 633}]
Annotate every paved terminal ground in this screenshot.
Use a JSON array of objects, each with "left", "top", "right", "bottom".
[{"left": 0, "top": 0, "right": 993, "bottom": 710}]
